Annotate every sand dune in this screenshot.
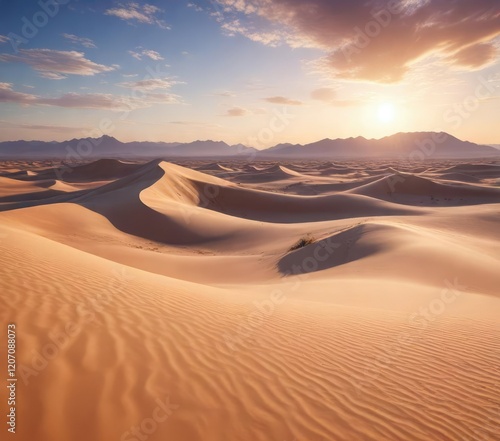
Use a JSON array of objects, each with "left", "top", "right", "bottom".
[
  {"left": 0, "top": 176, "right": 49, "bottom": 197},
  {"left": 319, "top": 166, "right": 357, "bottom": 176},
  {"left": 0, "top": 176, "right": 82, "bottom": 203},
  {"left": 2, "top": 159, "right": 141, "bottom": 183},
  {"left": 279, "top": 221, "right": 499, "bottom": 294},
  {"left": 349, "top": 172, "right": 500, "bottom": 205},
  {"left": 444, "top": 163, "right": 500, "bottom": 173},
  {"left": 234, "top": 163, "right": 306, "bottom": 183},
  {"left": 195, "top": 162, "right": 234, "bottom": 172},
  {"left": 1, "top": 158, "right": 499, "bottom": 441},
  {"left": 64, "top": 158, "right": 142, "bottom": 180},
  {"left": 435, "top": 172, "right": 481, "bottom": 183}
]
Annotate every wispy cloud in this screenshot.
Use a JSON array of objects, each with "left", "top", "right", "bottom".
[
  {"left": 37, "top": 93, "right": 134, "bottom": 110},
  {"left": 118, "top": 77, "right": 179, "bottom": 91},
  {"left": 129, "top": 50, "right": 142, "bottom": 60},
  {"left": 62, "top": 33, "right": 96, "bottom": 49},
  {"left": 311, "top": 87, "right": 360, "bottom": 107},
  {"left": 187, "top": 3, "right": 204, "bottom": 13},
  {"left": 264, "top": 96, "right": 302, "bottom": 105},
  {"left": 39, "top": 72, "right": 68, "bottom": 80},
  {"left": 0, "top": 49, "right": 116, "bottom": 77},
  {"left": 143, "top": 50, "right": 164, "bottom": 60},
  {"left": 0, "top": 35, "right": 8, "bottom": 44},
  {"left": 0, "top": 83, "right": 180, "bottom": 111},
  {"left": 0, "top": 120, "right": 86, "bottom": 133},
  {"left": 105, "top": 3, "right": 170, "bottom": 29},
  {"left": 139, "top": 93, "right": 181, "bottom": 105},
  {"left": 39, "top": 92, "right": 181, "bottom": 110},
  {"left": 221, "top": 19, "right": 282, "bottom": 46},
  {"left": 128, "top": 49, "right": 164, "bottom": 61},
  {"left": 446, "top": 43, "right": 498, "bottom": 69},
  {"left": 224, "top": 107, "right": 248, "bottom": 117},
  {"left": 0, "top": 83, "right": 37, "bottom": 104}
]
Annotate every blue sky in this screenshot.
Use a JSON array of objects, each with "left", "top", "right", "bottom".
[{"left": 0, "top": 0, "right": 499, "bottom": 147}]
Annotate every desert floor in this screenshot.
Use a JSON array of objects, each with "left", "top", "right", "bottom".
[{"left": 0, "top": 158, "right": 499, "bottom": 441}]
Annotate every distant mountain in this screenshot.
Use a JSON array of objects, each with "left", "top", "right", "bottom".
[
  {"left": 172, "top": 140, "right": 255, "bottom": 156},
  {"left": 0, "top": 136, "right": 256, "bottom": 159},
  {"left": 0, "top": 132, "right": 497, "bottom": 160},
  {"left": 260, "top": 132, "right": 499, "bottom": 159}
]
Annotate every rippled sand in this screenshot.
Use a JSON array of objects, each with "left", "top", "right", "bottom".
[{"left": 1, "top": 158, "right": 499, "bottom": 441}]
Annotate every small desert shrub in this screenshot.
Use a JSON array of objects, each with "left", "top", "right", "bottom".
[{"left": 289, "top": 235, "right": 315, "bottom": 251}]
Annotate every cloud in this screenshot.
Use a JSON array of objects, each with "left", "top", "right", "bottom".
[
  {"left": 140, "top": 93, "right": 181, "bottom": 105},
  {"left": 39, "top": 72, "right": 67, "bottom": 80},
  {"left": 0, "top": 49, "right": 116, "bottom": 77},
  {"left": 38, "top": 92, "right": 180, "bottom": 111},
  {"left": 129, "top": 50, "right": 142, "bottom": 60},
  {"left": 0, "top": 83, "right": 180, "bottom": 111},
  {"left": 447, "top": 43, "right": 498, "bottom": 68},
  {"left": 215, "top": 0, "right": 500, "bottom": 83},
  {"left": 221, "top": 19, "right": 282, "bottom": 46},
  {"left": 36, "top": 93, "right": 134, "bottom": 111},
  {"left": 0, "top": 83, "right": 36, "bottom": 104},
  {"left": 105, "top": 3, "right": 170, "bottom": 29},
  {"left": 0, "top": 120, "right": 86, "bottom": 133},
  {"left": 142, "top": 50, "right": 164, "bottom": 60},
  {"left": 128, "top": 49, "right": 164, "bottom": 60},
  {"left": 310, "top": 87, "right": 360, "bottom": 106},
  {"left": 264, "top": 96, "right": 302, "bottom": 105},
  {"left": 118, "top": 78, "right": 178, "bottom": 91},
  {"left": 128, "top": 49, "right": 165, "bottom": 61},
  {"left": 225, "top": 107, "right": 248, "bottom": 116},
  {"left": 187, "top": 3, "right": 204, "bottom": 13},
  {"left": 0, "top": 35, "right": 8, "bottom": 44},
  {"left": 62, "top": 33, "right": 96, "bottom": 48}
]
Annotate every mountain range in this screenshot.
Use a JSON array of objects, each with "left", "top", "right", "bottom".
[{"left": 0, "top": 132, "right": 497, "bottom": 160}]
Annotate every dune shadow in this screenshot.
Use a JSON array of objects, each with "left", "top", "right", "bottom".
[
  {"left": 0, "top": 190, "right": 67, "bottom": 203},
  {"left": 278, "top": 224, "right": 382, "bottom": 275}
]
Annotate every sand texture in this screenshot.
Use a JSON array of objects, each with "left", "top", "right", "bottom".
[{"left": 0, "top": 158, "right": 499, "bottom": 441}]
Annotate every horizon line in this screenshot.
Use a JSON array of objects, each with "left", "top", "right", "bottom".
[{"left": 2, "top": 130, "right": 497, "bottom": 150}]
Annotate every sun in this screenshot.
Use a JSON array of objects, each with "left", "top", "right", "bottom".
[{"left": 377, "top": 103, "right": 396, "bottom": 123}]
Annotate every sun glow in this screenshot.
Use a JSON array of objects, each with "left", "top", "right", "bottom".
[{"left": 377, "top": 102, "right": 396, "bottom": 123}]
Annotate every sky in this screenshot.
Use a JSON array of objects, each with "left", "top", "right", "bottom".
[{"left": 0, "top": 0, "right": 499, "bottom": 148}]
